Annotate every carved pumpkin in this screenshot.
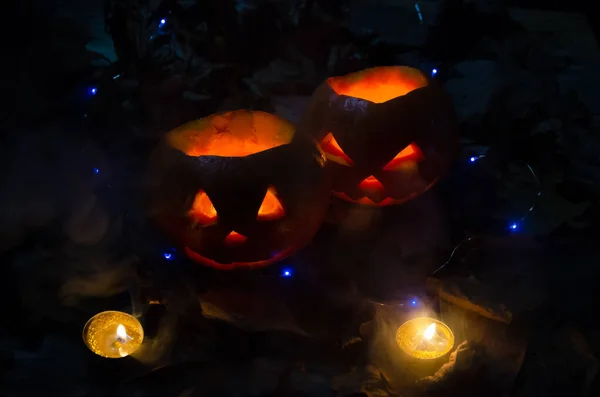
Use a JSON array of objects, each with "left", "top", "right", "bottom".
[
  {"left": 299, "top": 66, "right": 459, "bottom": 206},
  {"left": 148, "top": 110, "right": 330, "bottom": 270}
]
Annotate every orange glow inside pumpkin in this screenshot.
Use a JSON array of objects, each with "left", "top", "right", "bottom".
[
  {"left": 327, "top": 66, "right": 428, "bottom": 104},
  {"left": 320, "top": 133, "right": 353, "bottom": 166},
  {"left": 225, "top": 230, "right": 247, "bottom": 245},
  {"left": 383, "top": 143, "right": 424, "bottom": 170},
  {"left": 359, "top": 175, "right": 385, "bottom": 194},
  {"left": 167, "top": 110, "right": 295, "bottom": 157},
  {"left": 257, "top": 186, "right": 285, "bottom": 220},
  {"left": 188, "top": 190, "right": 217, "bottom": 224}
]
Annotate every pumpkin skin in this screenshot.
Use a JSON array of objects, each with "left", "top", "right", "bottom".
[
  {"left": 298, "top": 66, "right": 459, "bottom": 206},
  {"left": 148, "top": 110, "right": 330, "bottom": 270}
]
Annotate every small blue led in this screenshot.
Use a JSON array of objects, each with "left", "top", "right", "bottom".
[
  {"left": 163, "top": 252, "right": 173, "bottom": 260},
  {"left": 509, "top": 223, "right": 518, "bottom": 231},
  {"left": 90, "top": 87, "right": 97, "bottom": 95},
  {"left": 93, "top": 167, "right": 99, "bottom": 174},
  {"left": 414, "top": 3, "right": 423, "bottom": 23},
  {"left": 431, "top": 68, "right": 438, "bottom": 76},
  {"left": 411, "top": 299, "right": 417, "bottom": 306},
  {"left": 160, "top": 18, "right": 166, "bottom": 25},
  {"left": 281, "top": 268, "right": 292, "bottom": 277}
]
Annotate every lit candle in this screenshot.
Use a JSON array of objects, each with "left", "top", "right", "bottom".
[
  {"left": 396, "top": 317, "right": 454, "bottom": 360},
  {"left": 83, "top": 311, "right": 144, "bottom": 358}
]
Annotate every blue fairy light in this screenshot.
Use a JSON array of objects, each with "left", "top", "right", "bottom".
[
  {"left": 281, "top": 268, "right": 292, "bottom": 277},
  {"left": 93, "top": 167, "right": 99, "bottom": 174},
  {"left": 428, "top": 160, "right": 540, "bottom": 278},
  {"left": 90, "top": 87, "right": 97, "bottom": 95},
  {"left": 163, "top": 247, "right": 177, "bottom": 260},
  {"left": 411, "top": 298, "right": 417, "bottom": 306},
  {"left": 414, "top": 3, "right": 423, "bottom": 23},
  {"left": 431, "top": 68, "right": 438, "bottom": 76},
  {"left": 469, "top": 154, "right": 486, "bottom": 162},
  {"left": 160, "top": 18, "right": 166, "bottom": 25}
]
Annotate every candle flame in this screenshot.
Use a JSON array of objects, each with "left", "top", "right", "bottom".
[
  {"left": 424, "top": 323, "right": 436, "bottom": 340},
  {"left": 116, "top": 324, "right": 127, "bottom": 339}
]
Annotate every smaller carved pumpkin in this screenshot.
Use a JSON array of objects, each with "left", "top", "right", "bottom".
[
  {"left": 148, "top": 110, "right": 330, "bottom": 270},
  {"left": 299, "top": 66, "right": 459, "bottom": 206}
]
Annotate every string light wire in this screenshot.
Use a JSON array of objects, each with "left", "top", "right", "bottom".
[{"left": 430, "top": 154, "right": 542, "bottom": 276}]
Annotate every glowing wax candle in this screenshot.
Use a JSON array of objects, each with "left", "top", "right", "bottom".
[
  {"left": 83, "top": 311, "right": 144, "bottom": 358},
  {"left": 395, "top": 317, "right": 454, "bottom": 360}
]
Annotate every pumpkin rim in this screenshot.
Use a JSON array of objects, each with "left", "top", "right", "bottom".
[
  {"left": 326, "top": 66, "right": 429, "bottom": 104},
  {"left": 166, "top": 110, "right": 296, "bottom": 158}
]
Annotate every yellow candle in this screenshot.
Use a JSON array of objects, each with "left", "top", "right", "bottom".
[
  {"left": 83, "top": 311, "right": 144, "bottom": 358},
  {"left": 395, "top": 317, "right": 454, "bottom": 359}
]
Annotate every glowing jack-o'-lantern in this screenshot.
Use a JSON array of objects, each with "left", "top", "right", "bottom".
[
  {"left": 299, "top": 66, "right": 459, "bottom": 206},
  {"left": 148, "top": 110, "right": 330, "bottom": 270}
]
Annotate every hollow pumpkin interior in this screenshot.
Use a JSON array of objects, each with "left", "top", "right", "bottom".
[
  {"left": 167, "top": 110, "right": 295, "bottom": 157},
  {"left": 327, "top": 66, "right": 428, "bottom": 104}
]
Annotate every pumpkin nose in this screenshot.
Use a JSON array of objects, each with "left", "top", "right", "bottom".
[
  {"left": 359, "top": 175, "right": 385, "bottom": 202},
  {"left": 225, "top": 230, "right": 247, "bottom": 245}
]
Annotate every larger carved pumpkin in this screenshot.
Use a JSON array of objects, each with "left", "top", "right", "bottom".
[
  {"left": 148, "top": 110, "right": 330, "bottom": 270},
  {"left": 299, "top": 66, "right": 459, "bottom": 206}
]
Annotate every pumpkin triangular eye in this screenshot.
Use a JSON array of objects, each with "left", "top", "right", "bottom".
[
  {"left": 257, "top": 186, "right": 285, "bottom": 221},
  {"left": 320, "top": 132, "right": 353, "bottom": 166},
  {"left": 383, "top": 143, "right": 424, "bottom": 171},
  {"left": 188, "top": 190, "right": 218, "bottom": 225}
]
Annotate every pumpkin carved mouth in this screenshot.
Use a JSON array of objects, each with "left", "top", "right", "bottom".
[
  {"left": 332, "top": 176, "right": 437, "bottom": 206},
  {"left": 332, "top": 191, "right": 422, "bottom": 206},
  {"left": 184, "top": 246, "right": 294, "bottom": 271}
]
